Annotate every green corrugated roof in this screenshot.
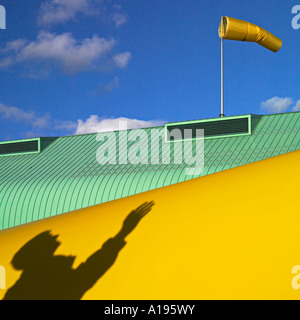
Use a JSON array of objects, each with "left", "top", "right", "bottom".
[{"left": 0, "top": 112, "right": 299, "bottom": 231}]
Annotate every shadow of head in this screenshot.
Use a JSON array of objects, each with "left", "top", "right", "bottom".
[{"left": 11, "top": 230, "right": 61, "bottom": 270}]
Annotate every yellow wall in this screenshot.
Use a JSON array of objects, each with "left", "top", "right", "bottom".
[{"left": 0, "top": 150, "right": 300, "bottom": 300}]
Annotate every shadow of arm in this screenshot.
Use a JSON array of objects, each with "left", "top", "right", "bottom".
[{"left": 75, "top": 237, "right": 126, "bottom": 291}]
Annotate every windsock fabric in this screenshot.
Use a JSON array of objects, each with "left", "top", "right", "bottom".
[{"left": 219, "top": 16, "right": 282, "bottom": 52}]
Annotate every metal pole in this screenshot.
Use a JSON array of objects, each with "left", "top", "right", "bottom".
[{"left": 220, "top": 17, "right": 225, "bottom": 117}]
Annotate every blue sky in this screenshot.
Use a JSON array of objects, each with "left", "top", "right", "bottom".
[{"left": 0, "top": 0, "right": 299, "bottom": 141}]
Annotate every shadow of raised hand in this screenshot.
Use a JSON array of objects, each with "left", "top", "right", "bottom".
[{"left": 118, "top": 201, "right": 155, "bottom": 239}]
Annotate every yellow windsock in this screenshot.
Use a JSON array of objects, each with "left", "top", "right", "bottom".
[{"left": 219, "top": 16, "right": 282, "bottom": 52}]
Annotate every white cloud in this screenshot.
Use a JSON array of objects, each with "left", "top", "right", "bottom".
[
  {"left": 0, "top": 31, "right": 116, "bottom": 74},
  {"left": 38, "top": 0, "right": 97, "bottom": 26},
  {"left": 53, "top": 120, "right": 78, "bottom": 132},
  {"left": 95, "top": 76, "right": 120, "bottom": 94},
  {"left": 261, "top": 97, "right": 293, "bottom": 114},
  {"left": 292, "top": 100, "right": 300, "bottom": 112},
  {"left": 0, "top": 103, "right": 51, "bottom": 129},
  {"left": 0, "top": 103, "right": 165, "bottom": 138},
  {"left": 75, "top": 115, "right": 165, "bottom": 134},
  {"left": 0, "top": 103, "right": 78, "bottom": 138},
  {"left": 112, "top": 12, "right": 128, "bottom": 28},
  {"left": 20, "top": 69, "right": 50, "bottom": 80},
  {"left": 112, "top": 4, "right": 128, "bottom": 28},
  {"left": 113, "top": 52, "right": 132, "bottom": 69},
  {"left": 0, "top": 57, "right": 14, "bottom": 68},
  {"left": 1, "top": 39, "right": 27, "bottom": 52},
  {"left": 39, "top": 0, "right": 129, "bottom": 29}
]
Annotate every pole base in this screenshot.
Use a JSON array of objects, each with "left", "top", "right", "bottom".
[{"left": 219, "top": 114, "right": 225, "bottom": 117}]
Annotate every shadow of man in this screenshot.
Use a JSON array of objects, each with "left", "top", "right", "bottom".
[{"left": 3, "top": 201, "right": 154, "bottom": 300}]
